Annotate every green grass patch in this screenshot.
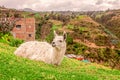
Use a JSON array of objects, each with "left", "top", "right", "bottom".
[
  {"left": 45, "top": 24, "right": 62, "bottom": 43},
  {"left": 78, "top": 27, "right": 89, "bottom": 32},
  {"left": 67, "top": 24, "right": 74, "bottom": 30},
  {"left": 0, "top": 34, "right": 24, "bottom": 47},
  {"left": 77, "top": 15, "right": 87, "bottom": 20},
  {"left": 0, "top": 43, "right": 120, "bottom": 80},
  {"left": 51, "top": 24, "right": 62, "bottom": 31}
]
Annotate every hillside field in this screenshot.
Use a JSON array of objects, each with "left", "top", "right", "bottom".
[{"left": 0, "top": 43, "right": 120, "bottom": 80}]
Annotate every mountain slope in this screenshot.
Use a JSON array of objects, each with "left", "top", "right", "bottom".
[
  {"left": 0, "top": 42, "right": 120, "bottom": 80},
  {"left": 91, "top": 9, "right": 120, "bottom": 39},
  {"left": 66, "top": 15, "right": 120, "bottom": 47},
  {"left": 55, "top": 15, "right": 120, "bottom": 69},
  {"left": 19, "top": 8, "right": 37, "bottom": 12}
]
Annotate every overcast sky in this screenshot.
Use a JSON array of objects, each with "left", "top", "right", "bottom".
[{"left": 0, "top": 0, "right": 120, "bottom": 11}]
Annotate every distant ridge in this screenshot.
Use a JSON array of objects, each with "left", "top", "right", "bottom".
[{"left": 19, "top": 8, "right": 37, "bottom": 12}]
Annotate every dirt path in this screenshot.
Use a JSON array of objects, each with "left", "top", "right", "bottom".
[
  {"left": 58, "top": 26, "right": 74, "bottom": 33},
  {"left": 74, "top": 39, "right": 108, "bottom": 49}
]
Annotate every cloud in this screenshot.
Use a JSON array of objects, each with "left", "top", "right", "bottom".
[
  {"left": 96, "top": 0, "right": 120, "bottom": 10},
  {"left": 96, "top": 0, "right": 104, "bottom": 5},
  {"left": 0, "top": 0, "right": 120, "bottom": 11}
]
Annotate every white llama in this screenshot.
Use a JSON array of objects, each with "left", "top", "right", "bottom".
[{"left": 14, "top": 31, "right": 67, "bottom": 65}]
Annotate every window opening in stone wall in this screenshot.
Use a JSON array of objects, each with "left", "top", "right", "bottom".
[
  {"left": 28, "top": 34, "right": 32, "bottom": 37},
  {"left": 16, "top": 25, "right": 21, "bottom": 29}
]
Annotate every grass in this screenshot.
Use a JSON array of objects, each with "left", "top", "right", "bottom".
[
  {"left": 77, "top": 15, "right": 87, "bottom": 20},
  {"left": 0, "top": 43, "right": 120, "bottom": 80},
  {"left": 67, "top": 24, "right": 74, "bottom": 30}
]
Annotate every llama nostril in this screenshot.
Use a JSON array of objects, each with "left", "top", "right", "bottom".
[
  {"left": 52, "top": 42, "right": 55, "bottom": 44},
  {"left": 52, "top": 42, "right": 56, "bottom": 47}
]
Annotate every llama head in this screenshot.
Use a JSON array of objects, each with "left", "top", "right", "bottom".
[{"left": 52, "top": 31, "right": 67, "bottom": 50}]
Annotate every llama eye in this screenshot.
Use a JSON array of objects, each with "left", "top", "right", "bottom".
[{"left": 59, "top": 40, "right": 62, "bottom": 42}]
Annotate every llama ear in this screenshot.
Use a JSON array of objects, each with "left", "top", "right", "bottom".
[
  {"left": 63, "top": 31, "right": 67, "bottom": 40},
  {"left": 54, "top": 30, "right": 58, "bottom": 36}
]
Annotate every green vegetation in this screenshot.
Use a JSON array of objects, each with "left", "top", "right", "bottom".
[
  {"left": 85, "top": 48, "right": 120, "bottom": 69},
  {"left": 34, "top": 13, "right": 41, "bottom": 20},
  {"left": 67, "top": 24, "right": 74, "bottom": 30},
  {"left": 77, "top": 15, "right": 87, "bottom": 20},
  {"left": 22, "top": 12, "right": 32, "bottom": 18},
  {"left": 78, "top": 27, "right": 88, "bottom": 32},
  {"left": 51, "top": 24, "right": 61, "bottom": 31},
  {"left": 0, "top": 43, "right": 120, "bottom": 80},
  {"left": 0, "top": 33, "right": 23, "bottom": 47},
  {"left": 66, "top": 34, "right": 73, "bottom": 44},
  {"left": 95, "top": 34, "right": 108, "bottom": 46},
  {"left": 74, "top": 27, "right": 89, "bottom": 34},
  {"left": 49, "top": 20, "right": 63, "bottom": 26},
  {"left": 67, "top": 42, "right": 88, "bottom": 55},
  {"left": 92, "top": 10, "right": 120, "bottom": 39},
  {"left": 45, "top": 24, "right": 62, "bottom": 43},
  {"left": 45, "top": 31, "right": 54, "bottom": 43}
]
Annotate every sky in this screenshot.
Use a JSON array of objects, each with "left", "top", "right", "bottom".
[{"left": 0, "top": 0, "right": 120, "bottom": 11}]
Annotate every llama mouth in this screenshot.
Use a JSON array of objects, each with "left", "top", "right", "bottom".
[{"left": 52, "top": 44, "right": 56, "bottom": 47}]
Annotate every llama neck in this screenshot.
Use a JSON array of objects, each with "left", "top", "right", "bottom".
[
  {"left": 52, "top": 44, "right": 66, "bottom": 65},
  {"left": 53, "top": 44, "right": 66, "bottom": 57}
]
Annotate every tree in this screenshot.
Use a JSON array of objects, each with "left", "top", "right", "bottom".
[{"left": 0, "top": 18, "right": 16, "bottom": 34}]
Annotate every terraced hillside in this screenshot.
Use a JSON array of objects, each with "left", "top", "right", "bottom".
[{"left": 91, "top": 9, "right": 120, "bottom": 39}]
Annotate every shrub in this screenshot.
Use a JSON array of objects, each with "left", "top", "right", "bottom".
[
  {"left": 67, "top": 24, "right": 74, "bottom": 30},
  {"left": 0, "top": 33, "right": 23, "bottom": 47},
  {"left": 66, "top": 34, "right": 73, "bottom": 44},
  {"left": 66, "top": 42, "right": 87, "bottom": 55},
  {"left": 116, "top": 42, "right": 120, "bottom": 48},
  {"left": 0, "top": 34, "right": 11, "bottom": 44},
  {"left": 45, "top": 31, "right": 54, "bottom": 43},
  {"left": 0, "top": 33, "right": 4, "bottom": 38},
  {"left": 0, "top": 18, "right": 15, "bottom": 34},
  {"left": 95, "top": 34, "right": 108, "bottom": 46},
  {"left": 9, "top": 38, "right": 24, "bottom": 47},
  {"left": 76, "top": 15, "right": 86, "bottom": 20},
  {"left": 51, "top": 24, "right": 61, "bottom": 31},
  {"left": 73, "top": 42, "right": 87, "bottom": 55},
  {"left": 45, "top": 24, "right": 62, "bottom": 43}
]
